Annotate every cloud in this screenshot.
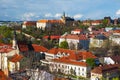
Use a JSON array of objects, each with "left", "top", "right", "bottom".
[
  {"left": 73, "top": 14, "right": 83, "bottom": 19},
  {"left": 44, "top": 13, "right": 52, "bottom": 17},
  {"left": 22, "top": 12, "right": 36, "bottom": 20},
  {"left": 116, "top": 9, "right": 120, "bottom": 15},
  {"left": 44, "top": 13, "right": 62, "bottom": 18},
  {"left": 55, "top": 13, "right": 62, "bottom": 17}
]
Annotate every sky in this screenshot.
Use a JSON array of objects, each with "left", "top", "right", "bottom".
[{"left": 0, "top": 0, "right": 120, "bottom": 21}]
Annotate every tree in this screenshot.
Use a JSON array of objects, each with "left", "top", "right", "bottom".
[
  {"left": 102, "top": 19, "right": 109, "bottom": 27},
  {"left": 59, "top": 41, "right": 69, "bottom": 49},
  {"left": 112, "top": 77, "right": 119, "bottom": 80},
  {"left": 86, "top": 58, "right": 96, "bottom": 68}
]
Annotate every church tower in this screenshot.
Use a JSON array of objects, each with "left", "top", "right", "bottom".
[
  {"left": 12, "top": 27, "right": 18, "bottom": 49},
  {"left": 61, "top": 12, "right": 66, "bottom": 24}
]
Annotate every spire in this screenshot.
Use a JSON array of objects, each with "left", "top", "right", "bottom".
[
  {"left": 12, "top": 26, "right": 17, "bottom": 49},
  {"left": 63, "top": 11, "right": 65, "bottom": 17}
]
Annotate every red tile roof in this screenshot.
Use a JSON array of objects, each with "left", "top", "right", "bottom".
[
  {"left": 0, "top": 70, "right": 7, "bottom": 80},
  {"left": 44, "top": 35, "right": 60, "bottom": 40},
  {"left": 110, "top": 56, "right": 120, "bottom": 64},
  {"left": 91, "top": 20, "right": 102, "bottom": 23},
  {"left": 113, "top": 30, "right": 120, "bottom": 33},
  {"left": 47, "top": 48, "right": 96, "bottom": 60},
  {"left": 50, "top": 35, "right": 60, "bottom": 39},
  {"left": 80, "top": 51, "right": 97, "bottom": 59},
  {"left": 72, "top": 29, "right": 82, "bottom": 32},
  {"left": 9, "top": 54, "right": 23, "bottom": 63},
  {"left": 0, "top": 48, "right": 13, "bottom": 53},
  {"left": 0, "top": 44, "right": 13, "bottom": 53},
  {"left": 37, "top": 20, "right": 49, "bottom": 23},
  {"left": 91, "top": 64, "right": 119, "bottom": 74},
  {"left": 32, "top": 44, "right": 48, "bottom": 52},
  {"left": 53, "top": 57, "right": 88, "bottom": 67},
  {"left": 23, "top": 21, "right": 36, "bottom": 26},
  {"left": 38, "top": 20, "right": 63, "bottom": 24},
  {"left": 49, "top": 20, "right": 63, "bottom": 24},
  {"left": 60, "top": 34, "right": 88, "bottom": 40}
]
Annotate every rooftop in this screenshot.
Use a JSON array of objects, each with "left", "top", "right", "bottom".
[
  {"left": 60, "top": 34, "right": 88, "bottom": 40},
  {"left": 91, "top": 64, "right": 120, "bottom": 74}
]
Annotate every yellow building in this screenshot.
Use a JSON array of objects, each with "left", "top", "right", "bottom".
[{"left": 91, "top": 64, "right": 120, "bottom": 80}]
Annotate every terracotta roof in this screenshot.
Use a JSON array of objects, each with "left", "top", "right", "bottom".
[
  {"left": 23, "top": 21, "right": 36, "bottom": 26},
  {"left": 60, "top": 34, "right": 88, "bottom": 40},
  {"left": 91, "top": 64, "right": 119, "bottom": 74},
  {"left": 44, "top": 35, "right": 60, "bottom": 40},
  {"left": 32, "top": 44, "right": 48, "bottom": 52},
  {"left": 0, "top": 43, "right": 5, "bottom": 46},
  {"left": 91, "top": 20, "right": 102, "bottom": 23},
  {"left": 37, "top": 20, "right": 49, "bottom": 23},
  {"left": 113, "top": 30, "right": 120, "bottom": 33},
  {"left": 53, "top": 57, "right": 88, "bottom": 67},
  {"left": 37, "top": 19, "right": 63, "bottom": 24},
  {"left": 0, "top": 70, "right": 7, "bottom": 80},
  {"left": 49, "top": 20, "right": 63, "bottom": 24},
  {"left": 0, "top": 48, "right": 13, "bottom": 53},
  {"left": 110, "top": 56, "right": 120, "bottom": 64},
  {"left": 0, "top": 44, "right": 13, "bottom": 53},
  {"left": 73, "top": 29, "right": 82, "bottom": 32},
  {"left": 47, "top": 48, "right": 96, "bottom": 60},
  {"left": 9, "top": 54, "right": 23, "bottom": 63},
  {"left": 80, "top": 51, "right": 97, "bottom": 59}
]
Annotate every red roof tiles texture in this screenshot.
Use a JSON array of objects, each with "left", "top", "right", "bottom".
[
  {"left": 47, "top": 48, "right": 97, "bottom": 60},
  {"left": 60, "top": 34, "right": 88, "bottom": 40},
  {"left": 0, "top": 70, "right": 7, "bottom": 80},
  {"left": 91, "top": 64, "right": 119, "bottom": 74},
  {"left": 23, "top": 21, "right": 36, "bottom": 26},
  {"left": 32, "top": 44, "right": 48, "bottom": 52},
  {"left": 53, "top": 57, "right": 88, "bottom": 67},
  {"left": 38, "top": 20, "right": 63, "bottom": 24},
  {"left": 9, "top": 54, "right": 23, "bottom": 63}
]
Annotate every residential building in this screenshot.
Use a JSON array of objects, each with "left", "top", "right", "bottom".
[
  {"left": 109, "top": 30, "right": 120, "bottom": 45},
  {"left": 42, "top": 48, "right": 97, "bottom": 78},
  {"left": 82, "top": 20, "right": 91, "bottom": 26},
  {"left": 91, "top": 20, "right": 102, "bottom": 26},
  {"left": 91, "top": 64, "right": 120, "bottom": 80},
  {"left": 104, "top": 56, "right": 120, "bottom": 64},
  {"left": 36, "top": 19, "right": 63, "bottom": 30},
  {"left": 49, "top": 57, "right": 89, "bottom": 77},
  {"left": 59, "top": 34, "right": 90, "bottom": 50},
  {"left": 89, "top": 34, "right": 107, "bottom": 48},
  {"left": 71, "top": 29, "right": 83, "bottom": 34},
  {"left": 0, "top": 44, "right": 23, "bottom": 76},
  {"left": 22, "top": 21, "right": 36, "bottom": 28}
]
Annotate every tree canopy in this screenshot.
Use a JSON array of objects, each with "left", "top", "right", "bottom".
[
  {"left": 59, "top": 40, "right": 69, "bottom": 49},
  {"left": 86, "top": 58, "right": 96, "bottom": 68}
]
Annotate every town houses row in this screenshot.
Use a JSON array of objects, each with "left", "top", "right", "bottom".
[
  {"left": 22, "top": 15, "right": 120, "bottom": 30},
  {"left": 0, "top": 28, "right": 120, "bottom": 80}
]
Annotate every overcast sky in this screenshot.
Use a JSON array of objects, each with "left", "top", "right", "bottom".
[{"left": 0, "top": 0, "right": 120, "bottom": 21}]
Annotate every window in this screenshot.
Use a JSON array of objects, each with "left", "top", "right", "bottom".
[
  {"left": 82, "top": 73, "right": 84, "bottom": 76},
  {"left": 82, "top": 68, "right": 84, "bottom": 71},
  {"left": 68, "top": 66, "right": 69, "bottom": 69},
  {"left": 74, "top": 67, "right": 76, "bottom": 70}
]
